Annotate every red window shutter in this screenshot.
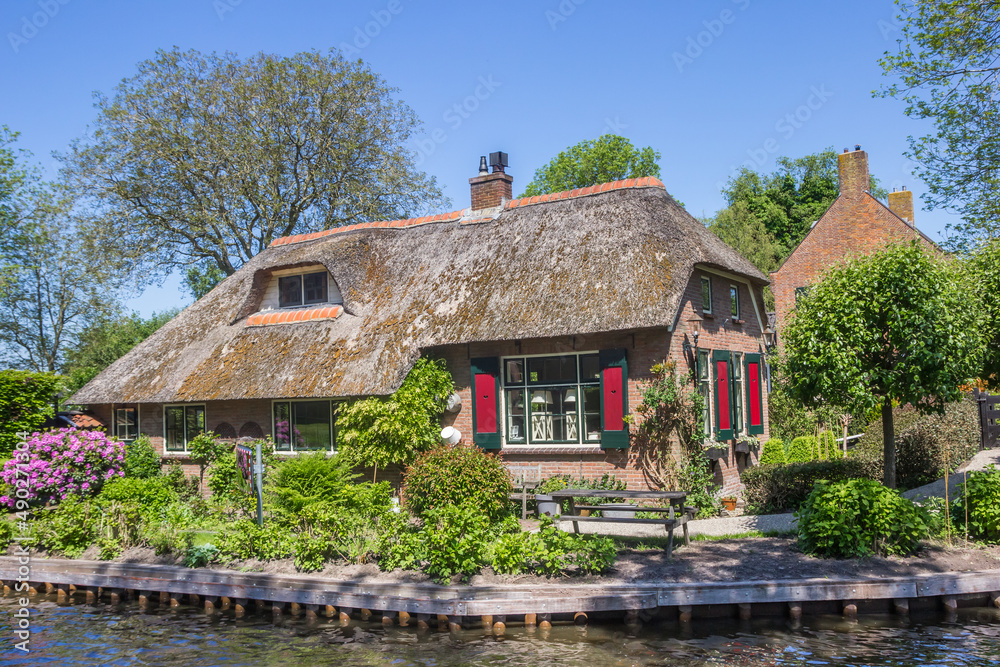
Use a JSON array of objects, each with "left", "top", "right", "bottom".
[
  {"left": 712, "top": 350, "right": 733, "bottom": 440},
  {"left": 745, "top": 353, "right": 764, "bottom": 435},
  {"left": 474, "top": 372, "right": 497, "bottom": 434},
  {"left": 603, "top": 366, "right": 624, "bottom": 428},
  {"left": 599, "top": 348, "right": 629, "bottom": 449},
  {"left": 470, "top": 357, "right": 501, "bottom": 449}
]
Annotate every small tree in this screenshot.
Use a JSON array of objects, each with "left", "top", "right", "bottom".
[
  {"left": 187, "top": 431, "right": 230, "bottom": 491},
  {"left": 783, "top": 242, "right": 985, "bottom": 488},
  {"left": 336, "top": 357, "right": 454, "bottom": 478}
]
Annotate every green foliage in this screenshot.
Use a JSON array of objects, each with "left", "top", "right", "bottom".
[
  {"left": 796, "top": 479, "right": 928, "bottom": 558},
  {"left": 32, "top": 497, "right": 98, "bottom": 558},
  {"left": 184, "top": 543, "right": 219, "bottom": 568},
  {"left": 878, "top": 1, "right": 1000, "bottom": 249},
  {"left": 270, "top": 451, "right": 360, "bottom": 513},
  {"left": 337, "top": 357, "right": 455, "bottom": 470},
  {"left": 122, "top": 435, "right": 161, "bottom": 479},
  {"left": 290, "top": 499, "right": 392, "bottom": 570},
  {"left": 854, "top": 396, "right": 980, "bottom": 489},
  {"left": 487, "top": 517, "right": 616, "bottom": 577},
  {"left": 215, "top": 519, "right": 295, "bottom": 562},
  {"left": 706, "top": 201, "right": 783, "bottom": 308},
  {"left": 419, "top": 502, "right": 492, "bottom": 583},
  {"left": 375, "top": 513, "right": 423, "bottom": 572},
  {"left": 188, "top": 431, "right": 230, "bottom": 487},
  {"left": 65, "top": 46, "right": 447, "bottom": 283},
  {"left": 678, "top": 450, "right": 720, "bottom": 518},
  {"left": 0, "top": 370, "right": 62, "bottom": 455},
  {"left": 628, "top": 361, "right": 704, "bottom": 490},
  {"left": 742, "top": 458, "right": 882, "bottom": 515},
  {"left": 62, "top": 310, "right": 176, "bottom": 391},
  {"left": 786, "top": 436, "right": 817, "bottom": 464},
  {"left": 207, "top": 450, "right": 239, "bottom": 500},
  {"left": 164, "top": 461, "right": 201, "bottom": 501},
  {"left": 97, "top": 477, "right": 178, "bottom": 523},
  {"left": 0, "top": 518, "right": 13, "bottom": 551},
  {"left": 818, "top": 431, "right": 842, "bottom": 460},
  {"left": 521, "top": 134, "right": 661, "bottom": 198},
  {"left": 537, "top": 473, "right": 626, "bottom": 513},
  {"left": 953, "top": 466, "right": 1000, "bottom": 543},
  {"left": 402, "top": 443, "right": 512, "bottom": 525},
  {"left": 758, "top": 438, "right": 786, "bottom": 466},
  {"left": 782, "top": 241, "right": 986, "bottom": 487},
  {"left": 968, "top": 238, "right": 1000, "bottom": 386}
]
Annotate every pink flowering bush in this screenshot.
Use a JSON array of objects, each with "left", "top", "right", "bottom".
[{"left": 0, "top": 428, "right": 126, "bottom": 508}]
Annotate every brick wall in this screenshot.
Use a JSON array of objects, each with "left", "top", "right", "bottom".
[
  {"left": 770, "top": 149, "right": 937, "bottom": 335},
  {"left": 468, "top": 171, "right": 513, "bottom": 210},
  {"left": 435, "top": 268, "right": 769, "bottom": 498}
]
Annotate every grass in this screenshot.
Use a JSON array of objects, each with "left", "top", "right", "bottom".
[{"left": 612, "top": 529, "right": 795, "bottom": 551}]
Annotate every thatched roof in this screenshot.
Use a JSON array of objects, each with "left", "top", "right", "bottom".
[{"left": 73, "top": 178, "right": 766, "bottom": 404}]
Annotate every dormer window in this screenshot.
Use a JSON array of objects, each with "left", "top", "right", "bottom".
[{"left": 279, "top": 271, "right": 328, "bottom": 308}]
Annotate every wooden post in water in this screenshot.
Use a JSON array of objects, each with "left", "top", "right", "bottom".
[
  {"left": 397, "top": 611, "right": 410, "bottom": 627},
  {"left": 204, "top": 597, "right": 218, "bottom": 614},
  {"left": 340, "top": 608, "right": 353, "bottom": 626},
  {"left": 56, "top": 585, "right": 68, "bottom": 604},
  {"left": 492, "top": 616, "right": 506, "bottom": 635},
  {"left": 787, "top": 602, "right": 802, "bottom": 621},
  {"left": 234, "top": 598, "right": 248, "bottom": 617},
  {"left": 416, "top": 614, "right": 431, "bottom": 630},
  {"left": 842, "top": 601, "right": 858, "bottom": 619},
  {"left": 324, "top": 605, "right": 335, "bottom": 618},
  {"left": 481, "top": 615, "right": 493, "bottom": 630},
  {"left": 220, "top": 596, "right": 231, "bottom": 611},
  {"left": 538, "top": 613, "right": 552, "bottom": 630},
  {"left": 893, "top": 599, "right": 909, "bottom": 615},
  {"left": 86, "top": 587, "right": 97, "bottom": 604},
  {"left": 524, "top": 613, "right": 537, "bottom": 628},
  {"left": 678, "top": 605, "right": 693, "bottom": 624}
]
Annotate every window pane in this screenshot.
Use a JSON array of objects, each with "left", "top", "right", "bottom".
[
  {"left": 186, "top": 406, "right": 205, "bottom": 443},
  {"left": 702, "top": 277, "right": 712, "bottom": 312},
  {"left": 527, "top": 355, "right": 577, "bottom": 385},
  {"left": 293, "top": 401, "right": 332, "bottom": 451},
  {"left": 279, "top": 275, "right": 302, "bottom": 307},
  {"left": 116, "top": 408, "right": 137, "bottom": 441},
  {"left": 579, "top": 354, "right": 600, "bottom": 382},
  {"left": 273, "top": 402, "right": 292, "bottom": 451},
  {"left": 303, "top": 272, "right": 327, "bottom": 304},
  {"left": 582, "top": 386, "right": 601, "bottom": 442},
  {"left": 504, "top": 358, "right": 524, "bottom": 385},
  {"left": 165, "top": 407, "right": 184, "bottom": 451},
  {"left": 528, "top": 387, "right": 577, "bottom": 443},
  {"left": 730, "top": 285, "right": 739, "bottom": 317},
  {"left": 698, "top": 350, "right": 709, "bottom": 381},
  {"left": 733, "top": 353, "right": 743, "bottom": 380},
  {"left": 505, "top": 389, "right": 526, "bottom": 443}
]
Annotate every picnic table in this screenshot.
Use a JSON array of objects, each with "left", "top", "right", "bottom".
[{"left": 547, "top": 489, "right": 695, "bottom": 559}]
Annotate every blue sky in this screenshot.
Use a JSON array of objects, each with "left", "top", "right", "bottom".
[{"left": 0, "top": 0, "right": 953, "bottom": 316}]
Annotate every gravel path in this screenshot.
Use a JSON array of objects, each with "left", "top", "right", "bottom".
[{"left": 902, "top": 447, "right": 1000, "bottom": 502}]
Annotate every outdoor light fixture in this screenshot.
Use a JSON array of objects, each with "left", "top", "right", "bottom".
[
  {"left": 763, "top": 327, "right": 776, "bottom": 352},
  {"left": 445, "top": 392, "right": 462, "bottom": 413},
  {"left": 682, "top": 315, "right": 703, "bottom": 353},
  {"left": 531, "top": 391, "right": 547, "bottom": 405}
]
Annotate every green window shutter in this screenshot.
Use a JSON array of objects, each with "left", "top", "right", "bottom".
[
  {"left": 470, "top": 357, "right": 501, "bottom": 450},
  {"left": 745, "top": 353, "right": 765, "bottom": 436},
  {"left": 599, "top": 348, "right": 629, "bottom": 449},
  {"left": 712, "top": 350, "right": 733, "bottom": 440}
]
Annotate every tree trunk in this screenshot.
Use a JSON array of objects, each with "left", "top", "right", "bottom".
[{"left": 882, "top": 397, "right": 896, "bottom": 489}]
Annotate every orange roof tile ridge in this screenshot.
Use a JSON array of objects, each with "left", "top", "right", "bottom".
[
  {"left": 246, "top": 305, "right": 343, "bottom": 327},
  {"left": 504, "top": 177, "right": 665, "bottom": 211},
  {"left": 270, "top": 210, "right": 464, "bottom": 247}
]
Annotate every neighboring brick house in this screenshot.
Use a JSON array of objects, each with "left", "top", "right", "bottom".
[
  {"left": 770, "top": 146, "right": 939, "bottom": 336},
  {"left": 71, "top": 155, "right": 771, "bottom": 495}
]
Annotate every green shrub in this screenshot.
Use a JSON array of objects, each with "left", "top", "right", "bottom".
[
  {"left": 207, "top": 450, "right": 239, "bottom": 500},
  {"left": 796, "top": 479, "right": 927, "bottom": 557},
  {"left": 537, "top": 473, "right": 626, "bottom": 513},
  {"left": 679, "top": 450, "right": 720, "bottom": 518},
  {"left": 270, "top": 452, "right": 359, "bottom": 513},
  {"left": 953, "top": 465, "right": 1000, "bottom": 543},
  {"left": 0, "top": 518, "right": 13, "bottom": 551},
  {"left": 215, "top": 519, "right": 295, "bottom": 562},
  {"left": 164, "top": 462, "right": 201, "bottom": 501},
  {"left": 292, "top": 501, "right": 385, "bottom": 569},
  {"left": 0, "top": 370, "right": 62, "bottom": 456},
  {"left": 184, "top": 543, "right": 219, "bottom": 568},
  {"left": 188, "top": 432, "right": 231, "bottom": 488},
  {"left": 123, "top": 435, "right": 162, "bottom": 479},
  {"left": 854, "top": 396, "right": 979, "bottom": 489},
  {"left": 32, "top": 497, "right": 98, "bottom": 558},
  {"left": 742, "top": 457, "right": 881, "bottom": 514},
  {"left": 758, "top": 438, "right": 786, "bottom": 466},
  {"left": 786, "top": 436, "right": 816, "bottom": 463},
  {"left": 419, "top": 502, "right": 492, "bottom": 583},
  {"left": 375, "top": 513, "right": 423, "bottom": 572},
  {"left": 402, "top": 444, "right": 512, "bottom": 524},
  {"left": 97, "top": 477, "right": 178, "bottom": 523},
  {"left": 336, "top": 481, "right": 394, "bottom": 517}
]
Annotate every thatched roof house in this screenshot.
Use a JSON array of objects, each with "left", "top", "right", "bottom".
[{"left": 75, "top": 157, "right": 772, "bottom": 492}]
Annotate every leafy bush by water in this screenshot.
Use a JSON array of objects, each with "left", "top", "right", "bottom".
[
  {"left": 402, "top": 444, "right": 512, "bottom": 524},
  {"left": 742, "top": 457, "right": 881, "bottom": 514},
  {"left": 123, "top": 435, "right": 162, "bottom": 479},
  {"left": 796, "top": 479, "right": 927, "bottom": 558},
  {"left": 270, "top": 451, "right": 359, "bottom": 513},
  {"left": 953, "top": 465, "right": 1000, "bottom": 543}
]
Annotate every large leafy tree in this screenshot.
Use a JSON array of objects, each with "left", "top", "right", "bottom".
[
  {"left": 63, "top": 47, "right": 448, "bottom": 282},
  {"left": 520, "top": 134, "right": 661, "bottom": 197},
  {"left": 878, "top": 0, "right": 1000, "bottom": 250},
  {"left": 782, "top": 242, "right": 984, "bottom": 488},
  {"left": 718, "top": 149, "right": 887, "bottom": 255},
  {"left": 62, "top": 309, "right": 178, "bottom": 392}
]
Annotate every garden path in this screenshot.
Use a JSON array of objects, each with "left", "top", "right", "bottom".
[{"left": 901, "top": 447, "right": 1000, "bottom": 502}]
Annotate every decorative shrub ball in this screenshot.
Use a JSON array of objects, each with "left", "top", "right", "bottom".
[
  {"left": 402, "top": 443, "right": 512, "bottom": 524},
  {"left": 758, "top": 438, "right": 786, "bottom": 466}
]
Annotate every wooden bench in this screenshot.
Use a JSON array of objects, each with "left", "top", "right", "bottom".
[{"left": 548, "top": 489, "right": 693, "bottom": 559}]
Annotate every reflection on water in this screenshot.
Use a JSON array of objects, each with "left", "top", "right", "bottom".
[{"left": 0, "top": 597, "right": 997, "bottom": 666}]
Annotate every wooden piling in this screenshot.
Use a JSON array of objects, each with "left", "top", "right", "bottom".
[
  {"left": 991, "top": 592, "right": 1000, "bottom": 609},
  {"left": 339, "top": 608, "right": 352, "bottom": 626},
  {"left": 447, "top": 615, "right": 462, "bottom": 633},
  {"left": 305, "top": 604, "right": 318, "bottom": 622},
  {"left": 738, "top": 603, "right": 752, "bottom": 620},
  {"left": 189, "top": 593, "right": 200, "bottom": 608},
  {"left": 271, "top": 601, "right": 284, "bottom": 618},
  {"left": 788, "top": 602, "right": 802, "bottom": 620},
  {"left": 204, "top": 597, "right": 217, "bottom": 614},
  {"left": 842, "top": 602, "right": 858, "bottom": 619},
  {"left": 481, "top": 614, "right": 493, "bottom": 630},
  {"left": 56, "top": 585, "right": 68, "bottom": 604},
  {"left": 524, "top": 613, "right": 537, "bottom": 628},
  {"left": 220, "top": 596, "right": 231, "bottom": 611},
  {"left": 398, "top": 611, "right": 410, "bottom": 627},
  {"left": 109, "top": 589, "right": 122, "bottom": 606},
  {"left": 416, "top": 613, "right": 431, "bottom": 630},
  {"left": 169, "top": 593, "right": 181, "bottom": 609},
  {"left": 289, "top": 602, "right": 301, "bottom": 616},
  {"left": 159, "top": 591, "right": 169, "bottom": 606},
  {"left": 86, "top": 587, "right": 97, "bottom": 604},
  {"left": 234, "top": 598, "right": 248, "bottom": 617},
  {"left": 360, "top": 608, "right": 372, "bottom": 621},
  {"left": 893, "top": 598, "right": 909, "bottom": 615},
  {"left": 382, "top": 611, "right": 396, "bottom": 627},
  {"left": 492, "top": 615, "right": 506, "bottom": 635},
  {"left": 538, "top": 613, "right": 552, "bottom": 630},
  {"left": 678, "top": 605, "right": 692, "bottom": 624},
  {"left": 44, "top": 581, "right": 54, "bottom": 595},
  {"left": 324, "top": 605, "right": 336, "bottom": 618}
]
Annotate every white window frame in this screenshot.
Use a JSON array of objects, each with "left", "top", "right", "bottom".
[
  {"left": 270, "top": 398, "right": 339, "bottom": 454},
  {"left": 278, "top": 271, "right": 329, "bottom": 309},
  {"left": 701, "top": 275, "right": 713, "bottom": 314},
  {"left": 500, "top": 351, "right": 602, "bottom": 448},
  {"left": 163, "top": 404, "right": 206, "bottom": 455},
  {"left": 732, "top": 351, "right": 744, "bottom": 434},
  {"left": 113, "top": 404, "right": 140, "bottom": 442},
  {"left": 698, "top": 349, "right": 711, "bottom": 437}
]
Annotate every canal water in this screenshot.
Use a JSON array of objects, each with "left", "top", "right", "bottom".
[{"left": 0, "top": 598, "right": 997, "bottom": 666}]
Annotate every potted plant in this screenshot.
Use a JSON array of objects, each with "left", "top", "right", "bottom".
[
  {"left": 702, "top": 439, "right": 729, "bottom": 460},
  {"left": 735, "top": 435, "right": 760, "bottom": 454},
  {"left": 721, "top": 496, "right": 737, "bottom": 512}
]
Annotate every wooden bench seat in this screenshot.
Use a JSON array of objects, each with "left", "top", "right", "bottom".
[{"left": 560, "top": 515, "right": 677, "bottom": 527}]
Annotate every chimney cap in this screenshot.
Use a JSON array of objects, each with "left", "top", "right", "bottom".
[
  {"left": 854, "top": 144, "right": 861, "bottom": 151},
  {"left": 489, "top": 151, "right": 508, "bottom": 173},
  {"left": 478, "top": 156, "right": 488, "bottom": 176}
]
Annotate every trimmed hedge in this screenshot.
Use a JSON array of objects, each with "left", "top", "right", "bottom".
[
  {"left": 758, "top": 438, "right": 786, "bottom": 466},
  {"left": 786, "top": 435, "right": 816, "bottom": 463},
  {"left": 854, "top": 395, "right": 979, "bottom": 490},
  {"left": 742, "top": 457, "right": 881, "bottom": 515}
]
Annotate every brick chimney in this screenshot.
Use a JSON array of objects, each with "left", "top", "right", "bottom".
[
  {"left": 887, "top": 187, "right": 915, "bottom": 225},
  {"left": 838, "top": 145, "right": 869, "bottom": 199},
  {"left": 469, "top": 153, "right": 512, "bottom": 210}
]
